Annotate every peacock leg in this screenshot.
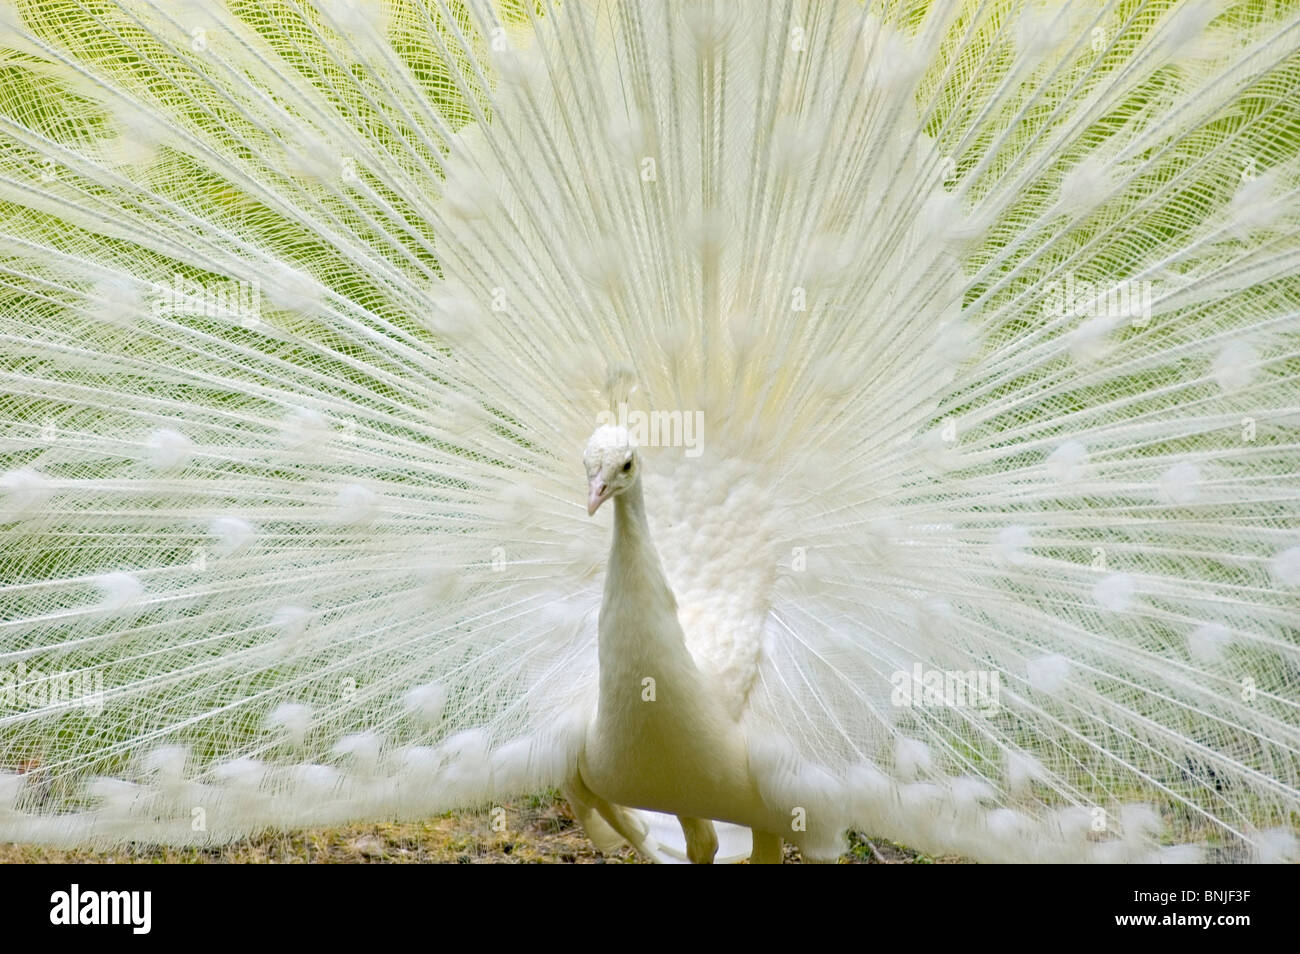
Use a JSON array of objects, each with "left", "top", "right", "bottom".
[
  {"left": 561, "top": 783, "right": 629, "bottom": 856},
  {"left": 565, "top": 772, "right": 657, "bottom": 860},
  {"left": 749, "top": 830, "right": 783, "bottom": 864},
  {"left": 677, "top": 816, "right": 719, "bottom": 864}
]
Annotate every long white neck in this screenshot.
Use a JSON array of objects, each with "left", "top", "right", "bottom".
[
  {"left": 608, "top": 478, "right": 658, "bottom": 585},
  {"left": 597, "top": 478, "right": 696, "bottom": 702}
]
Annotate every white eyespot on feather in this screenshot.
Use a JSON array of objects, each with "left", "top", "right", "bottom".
[
  {"left": 1058, "top": 155, "right": 1114, "bottom": 218},
  {"left": 1093, "top": 572, "right": 1135, "bottom": 612},
  {"left": 95, "top": 571, "right": 143, "bottom": 613},
  {"left": 845, "top": 761, "right": 891, "bottom": 822},
  {"left": 320, "top": 0, "right": 390, "bottom": 34},
  {"left": 272, "top": 605, "right": 310, "bottom": 651},
  {"left": 1157, "top": 460, "right": 1200, "bottom": 505},
  {"left": 500, "top": 483, "right": 536, "bottom": 526},
  {"left": 1188, "top": 622, "right": 1231, "bottom": 664},
  {"left": 749, "top": 742, "right": 850, "bottom": 848},
  {"left": 108, "top": 103, "right": 176, "bottom": 166},
  {"left": 492, "top": 45, "right": 544, "bottom": 90},
  {"left": 0, "top": 770, "right": 26, "bottom": 810},
  {"left": 209, "top": 515, "right": 255, "bottom": 556},
  {"left": 655, "top": 324, "right": 689, "bottom": 364},
  {"left": 437, "top": 729, "right": 492, "bottom": 801},
  {"left": 1, "top": 468, "right": 52, "bottom": 523},
  {"left": 1211, "top": 340, "right": 1259, "bottom": 393},
  {"left": 789, "top": 762, "right": 845, "bottom": 826},
  {"left": 1051, "top": 806, "right": 1093, "bottom": 841},
  {"left": 798, "top": 824, "right": 852, "bottom": 865},
  {"left": 1270, "top": 545, "right": 1300, "bottom": 587},
  {"left": 335, "top": 483, "right": 379, "bottom": 526},
  {"left": 690, "top": 208, "right": 730, "bottom": 260},
  {"left": 279, "top": 131, "right": 338, "bottom": 182},
  {"left": 88, "top": 777, "right": 147, "bottom": 815},
  {"left": 1044, "top": 440, "right": 1086, "bottom": 483},
  {"left": 140, "top": 745, "right": 189, "bottom": 781},
  {"left": 403, "top": 682, "right": 448, "bottom": 726},
  {"left": 422, "top": 566, "right": 464, "bottom": 605},
  {"left": 921, "top": 193, "right": 990, "bottom": 248},
  {"left": 913, "top": 596, "right": 956, "bottom": 638},
  {"left": 861, "top": 20, "right": 925, "bottom": 94},
  {"left": 899, "top": 781, "right": 944, "bottom": 809},
  {"left": 443, "top": 391, "right": 491, "bottom": 437},
  {"left": 1067, "top": 314, "right": 1119, "bottom": 363},
  {"left": 918, "top": 422, "right": 960, "bottom": 473},
  {"left": 332, "top": 731, "right": 383, "bottom": 774},
  {"left": 682, "top": 0, "right": 734, "bottom": 54},
  {"left": 531, "top": 601, "right": 587, "bottom": 642},
  {"left": 396, "top": 746, "right": 439, "bottom": 781},
  {"left": 769, "top": 115, "right": 819, "bottom": 177},
  {"left": 1156, "top": 0, "right": 1216, "bottom": 61},
  {"left": 574, "top": 239, "right": 627, "bottom": 293},
  {"left": 934, "top": 317, "right": 977, "bottom": 367},
  {"left": 267, "top": 703, "right": 313, "bottom": 747},
  {"left": 948, "top": 776, "right": 996, "bottom": 813},
  {"left": 211, "top": 757, "right": 266, "bottom": 791},
  {"left": 602, "top": 362, "right": 638, "bottom": 403},
  {"left": 727, "top": 310, "right": 762, "bottom": 354},
  {"left": 280, "top": 407, "right": 329, "bottom": 450},
  {"left": 808, "top": 354, "right": 859, "bottom": 405},
  {"left": 1014, "top": 3, "right": 1065, "bottom": 60},
  {"left": 426, "top": 288, "right": 479, "bottom": 342},
  {"left": 145, "top": 427, "right": 192, "bottom": 471},
  {"left": 90, "top": 276, "right": 146, "bottom": 326},
  {"left": 1227, "top": 169, "right": 1285, "bottom": 236},
  {"left": 984, "top": 807, "right": 1030, "bottom": 841},
  {"left": 893, "top": 738, "right": 932, "bottom": 780},
  {"left": 144, "top": 751, "right": 194, "bottom": 803},
  {"left": 290, "top": 763, "right": 341, "bottom": 795},
  {"left": 261, "top": 263, "right": 323, "bottom": 313},
  {"left": 993, "top": 525, "right": 1031, "bottom": 567},
  {"left": 1026, "top": 654, "right": 1071, "bottom": 695},
  {"left": 1120, "top": 803, "right": 1162, "bottom": 842},
  {"left": 442, "top": 164, "right": 496, "bottom": 220},
  {"left": 606, "top": 112, "right": 648, "bottom": 159},
  {"left": 1005, "top": 750, "right": 1047, "bottom": 795},
  {"left": 804, "top": 232, "right": 855, "bottom": 283},
  {"left": 489, "top": 737, "right": 538, "bottom": 796}
]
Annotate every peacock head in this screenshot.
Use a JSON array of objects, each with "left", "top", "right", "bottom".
[{"left": 583, "top": 425, "right": 639, "bottom": 515}]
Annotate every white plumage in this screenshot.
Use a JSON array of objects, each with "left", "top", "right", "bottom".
[{"left": 0, "top": 0, "right": 1298, "bottom": 863}]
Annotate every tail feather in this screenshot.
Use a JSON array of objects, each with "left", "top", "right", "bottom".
[{"left": 0, "top": 0, "right": 1297, "bottom": 861}]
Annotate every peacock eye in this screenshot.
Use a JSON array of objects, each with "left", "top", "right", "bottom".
[{"left": 622, "top": 460, "right": 632, "bottom": 472}]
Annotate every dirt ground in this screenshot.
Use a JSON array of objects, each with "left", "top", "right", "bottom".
[{"left": 0, "top": 792, "right": 961, "bottom": 863}]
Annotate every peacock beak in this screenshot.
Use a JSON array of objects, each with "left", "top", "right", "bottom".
[{"left": 587, "top": 477, "right": 611, "bottom": 516}]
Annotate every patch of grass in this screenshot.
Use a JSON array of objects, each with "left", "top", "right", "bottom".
[{"left": 0, "top": 795, "right": 958, "bottom": 863}]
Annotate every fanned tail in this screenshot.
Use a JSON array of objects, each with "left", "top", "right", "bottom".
[{"left": 0, "top": 0, "right": 1297, "bottom": 861}]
